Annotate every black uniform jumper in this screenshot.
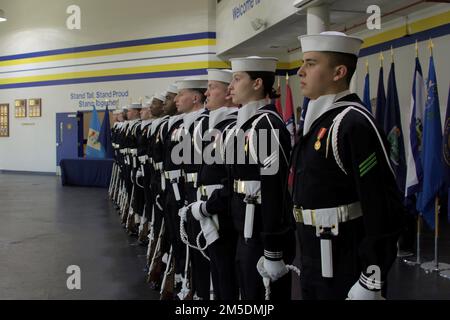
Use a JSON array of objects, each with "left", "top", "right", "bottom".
[
  {"left": 291, "top": 93, "right": 405, "bottom": 299},
  {"left": 136, "top": 120, "right": 153, "bottom": 225},
  {"left": 197, "top": 107, "right": 239, "bottom": 300},
  {"left": 162, "top": 114, "right": 187, "bottom": 278},
  {"left": 180, "top": 108, "right": 211, "bottom": 300},
  {"left": 147, "top": 116, "right": 170, "bottom": 252},
  {"left": 209, "top": 100, "right": 296, "bottom": 300}
]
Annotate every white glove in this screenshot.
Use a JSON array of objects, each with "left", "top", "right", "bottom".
[
  {"left": 256, "top": 256, "right": 288, "bottom": 282},
  {"left": 190, "top": 201, "right": 207, "bottom": 221},
  {"left": 346, "top": 281, "right": 385, "bottom": 300},
  {"left": 178, "top": 206, "right": 189, "bottom": 222},
  {"left": 199, "top": 217, "right": 219, "bottom": 245},
  {"left": 136, "top": 170, "right": 143, "bottom": 178}
]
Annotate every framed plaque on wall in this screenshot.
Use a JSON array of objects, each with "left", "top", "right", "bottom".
[
  {"left": 15, "top": 99, "right": 27, "bottom": 118},
  {"left": 0, "top": 103, "right": 9, "bottom": 137},
  {"left": 29, "top": 98, "right": 42, "bottom": 117}
]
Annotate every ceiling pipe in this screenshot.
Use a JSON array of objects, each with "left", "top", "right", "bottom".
[{"left": 287, "top": 0, "right": 436, "bottom": 53}]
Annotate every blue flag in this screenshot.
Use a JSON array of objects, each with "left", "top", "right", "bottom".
[
  {"left": 417, "top": 56, "right": 443, "bottom": 229},
  {"left": 363, "top": 72, "right": 372, "bottom": 113},
  {"left": 405, "top": 57, "right": 426, "bottom": 197},
  {"left": 99, "top": 106, "right": 114, "bottom": 159},
  {"left": 442, "top": 85, "right": 450, "bottom": 221},
  {"left": 86, "top": 106, "right": 105, "bottom": 158},
  {"left": 375, "top": 66, "right": 386, "bottom": 128},
  {"left": 384, "top": 62, "right": 407, "bottom": 196}
]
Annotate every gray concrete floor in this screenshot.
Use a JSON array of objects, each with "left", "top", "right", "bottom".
[
  {"left": 0, "top": 173, "right": 449, "bottom": 299},
  {"left": 0, "top": 172, "right": 158, "bottom": 300}
]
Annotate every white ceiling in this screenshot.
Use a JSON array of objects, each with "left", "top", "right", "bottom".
[{"left": 220, "top": 0, "right": 442, "bottom": 58}]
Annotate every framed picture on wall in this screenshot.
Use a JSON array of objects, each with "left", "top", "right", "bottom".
[
  {"left": 28, "top": 98, "right": 42, "bottom": 117},
  {"left": 0, "top": 103, "right": 10, "bottom": 137},
  {"left": 14, "top": 99, "right": 27, "bottom": 118}
]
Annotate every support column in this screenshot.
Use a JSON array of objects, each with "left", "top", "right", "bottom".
[{"left": 306, "top": 5, "right": 330, "bottom": 34}]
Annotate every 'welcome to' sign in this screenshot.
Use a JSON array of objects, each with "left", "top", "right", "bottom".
[{"left": 232, "top": 0, "right": 262, "bottom": 21}]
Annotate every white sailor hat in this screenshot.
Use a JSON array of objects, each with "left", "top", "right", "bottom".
[
  {"left": 121, "top": 105, "right": 128, "bottom": 112},
  {"left": 166, "top": 84, "right": 179, "bottom": 95},
  {"left": 153, "top": 92, "right": 167, "bottom": 103},
  {"left": 207, "top": 69, "right": 233, "bottom": 84},
  {"left": 176, "top": 75, "right": 209, "bottom": 90},
  {"left": 230, "top": 56, "right": 278, "bottom": 73},
  {"left": 298, "top": 31, "right": 363, "bottom": 56},
  {"left": 128, "top": 102, "right": 143, "bottom": 110},
  {"left": 113, "top": 108, "right": 123, "bottom": 115},
  {"left": 142, "top": 96, "right": 154, "bottom": 107}
]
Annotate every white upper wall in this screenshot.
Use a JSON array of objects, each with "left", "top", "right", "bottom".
[
  {"left": 1, "top": 1, "right": 449, "bottom": 173},
  {"left": 216, "top": 0, "right": 297, "bottom": 55},
  {"left": 0, "top": 0, "right": 214, "bottom": 56},
  {"left": 0, "top": 0, "right": 216, "bottom": 173},
  {"left": 0, "top": 78, "right": 187, "bottom": 172}
]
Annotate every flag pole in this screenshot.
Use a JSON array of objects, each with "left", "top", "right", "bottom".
[
  {"left": 429, "top": 38, "right": 433, "bottom": 57},
  {"left": 403, "top": 40, "right": 423, "bottom": 267},
  {"left": 379, "top": 52, "right": 384, "bottom": 68},
  {"left": 421, "top": 197, "right": 450, "bottom": 272},
  {"left": 403, "top": 214, "right": 423, "bottom": 266},
  {"left": 286, "top": 71, "right": 289, "bottom": 118},
  {"left": 390, "top": 46, "right": 394, "bottom": 63},
  {"left": 441, "top": 198, "right": 450, "bottom": 276},
  {"left": 416, "top": 214, "right": 422, "bottom": 263},
  {"left": 435, "top": 196, "right": 439, "bottom": 270},
  {"left": 415, "top": 40, "right": 419, "bottom": 58},
  {"left": 420, "top": 39, "right": 450, "bottom": 273}
]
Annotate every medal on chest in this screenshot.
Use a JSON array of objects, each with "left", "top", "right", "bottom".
[
  {"left": 314, "top": 128, "right": 327, "bottom": 151},
  {"left": 244, "top": 132, "right": 251, "bottom": 154}
]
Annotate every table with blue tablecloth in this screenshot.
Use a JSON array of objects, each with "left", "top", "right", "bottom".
[{"left": 60, "top": 158, "right": 114, "bottom": 188}]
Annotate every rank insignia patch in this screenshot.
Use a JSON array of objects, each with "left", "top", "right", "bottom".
[{"left": 359, "top": 152, "right": 377, "bottom": 177}]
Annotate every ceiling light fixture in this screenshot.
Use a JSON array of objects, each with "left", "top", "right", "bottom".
[
  {"left": 0, "top": 9, "right": 7, "bottom": 22},
  {"left": 251, "top": 18, "right": 267, "bottom": 31}
]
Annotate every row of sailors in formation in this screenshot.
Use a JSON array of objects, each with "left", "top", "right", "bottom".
[{"left": 108, "top": 32, "right": 406, "bottom": 300}]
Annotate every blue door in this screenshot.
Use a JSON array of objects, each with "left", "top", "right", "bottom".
[{"left": 56, "top": 113, "right": 80, "bottom": 166}]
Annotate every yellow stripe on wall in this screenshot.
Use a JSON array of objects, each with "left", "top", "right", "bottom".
[
  {"left": 0, "top": 60, "right": 229, "bottom": 85},
  {"left": 0, "top": 39, "right": 216, "bottom": 68},
  {"left": 277, "top": 61, "right": 303, "bottom": 70},
  {"left": 362, "top": 10, "right": 450, "bottom": 48}
]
